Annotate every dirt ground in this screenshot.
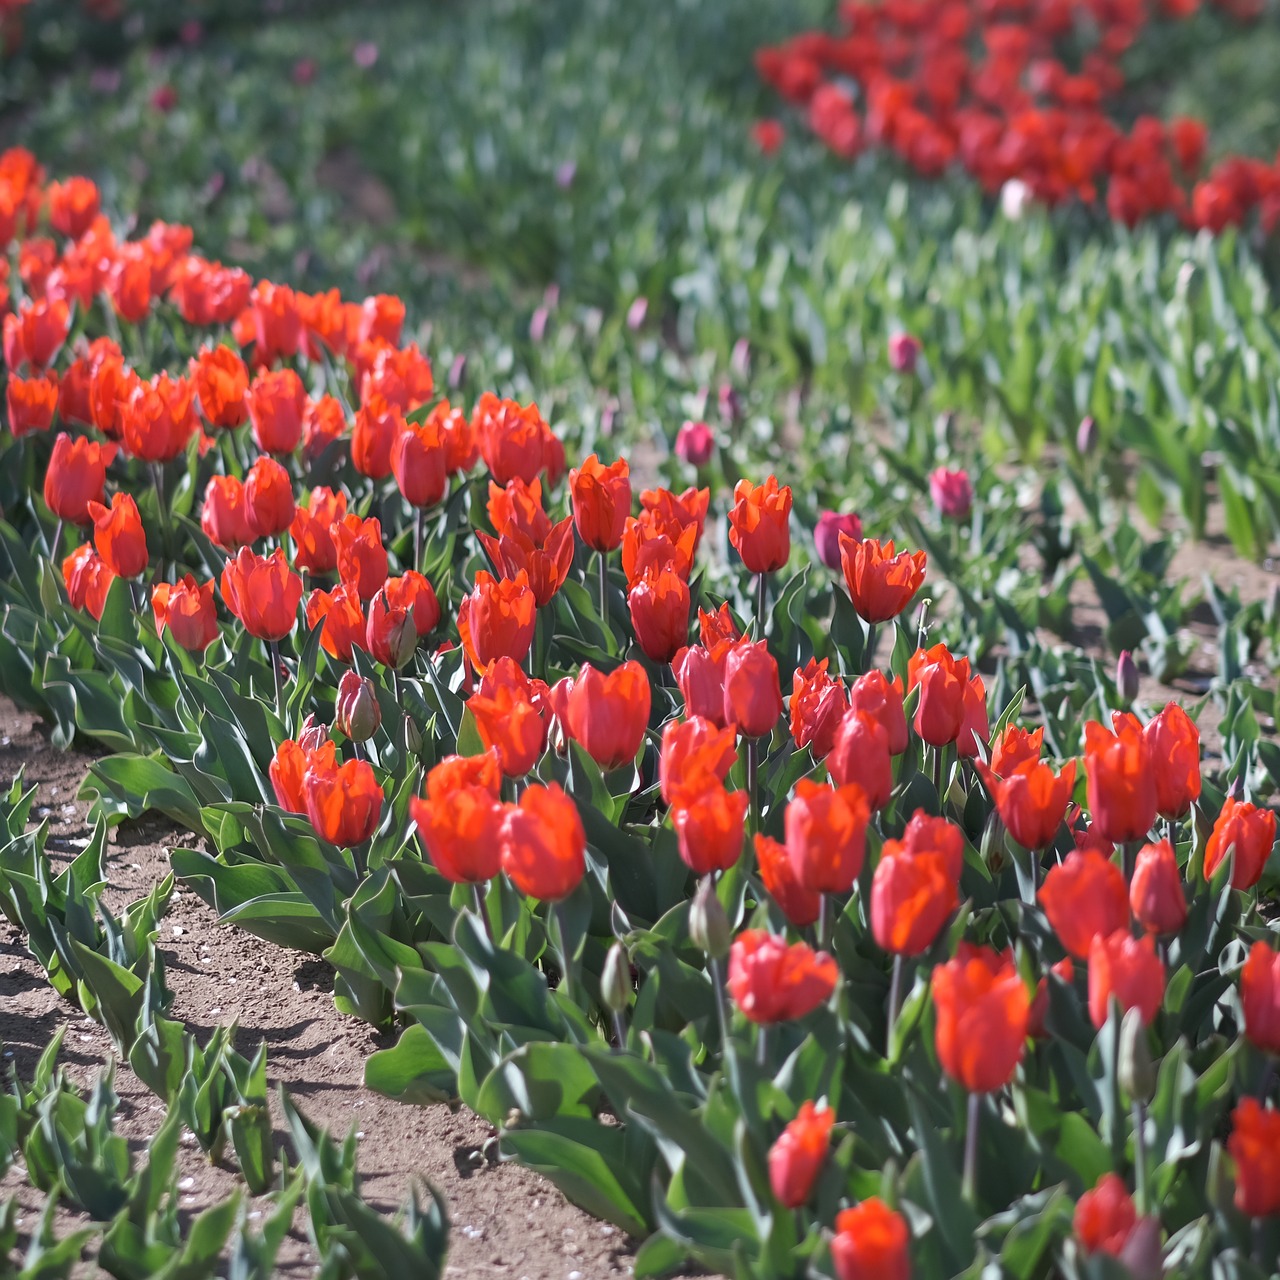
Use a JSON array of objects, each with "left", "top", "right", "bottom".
[{"left": 0, "top": 697, "right": 651, "bottom": 1280}]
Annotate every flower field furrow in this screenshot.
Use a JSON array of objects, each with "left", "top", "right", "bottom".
[{"left": 0, "top": 135, "right": 1278, "bottom": 1280}]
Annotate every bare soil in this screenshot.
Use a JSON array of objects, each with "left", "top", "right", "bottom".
[{"left": 0, "top": 697, "right": 647, "bottom": 1280}]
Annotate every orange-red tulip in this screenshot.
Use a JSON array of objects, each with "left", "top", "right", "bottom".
[
  {"left": 351, "top": 395, "right": 404, "bottom": 480},
  {"left": 870, "top": 833, "right": 958, "bottom": 956},
  {"left": 391, "top": 417, "right": 448, "bottom": 509},
  {"left": 1087, "top": 930, "right": 1165, "bottom": 1029},
  {"left": 1203, "top": 796, "right": 1277, "bottom": 890},
  {"left": 1038, "top": 849, "right": 1129, "bottom": 959},
  {"left": 382, "top": 570, "right": 441, "bottom": 638},
  {"left": 410, "top": 752, "right": 505, "bottom": 884},
  {"left": 270, "top": 738, "right": 332, "bottom": 814},
  {"left": 477, "top": 513, "right": 574, "bottom": 608},
  {"left": 790, "top": 658, "right": 848, "bottom": 760},
  {"left": 1227, "top": 1098, "right": 1280, "bottom": 1218},
  {"left": 840, "top": 536, "right": 926, "bottom": 624},
  {"left": 44, "top": 432, "right": 117, "bottom": 523},
  {"left": 638, "top": 485, "right": 711, "bottom": 554},
  {"left": 62, "top": 543, "right": 115, "bottom": 620},
  {"left": 467, "top": 657, "right": 550, "bottom": 777},
  {"left": 569, "top": 453, "right": 631, "bottom": 552},
  {"left": 671, "top": 643, "right": 728, "bottom": 727},
  {"left": 908, "top": 643, "right": 968, "bottom": 747},
  {"left": 201, "top": 475, "right": 257, "bottom": 550},
  {"left": 4, "top": 297, "right": 70, "bottom": 370},
  {"left": 658, "top": 716, "right": 737, "bottom": 807},
  {"left": 244, "top": 455, "right": 296, "bottom": 539},
  {"left": 1143, "top": 702, "right": 1201, "bottom": 820},
  {"left": 191, "top": 344, "right": 249, "bottom": 430},
  {"left": 723, "top": 640, "right": 782, "bottom": 738},
  {"left": 360, "top": 341, "right": 434, "bottom": 413},
  {"left": 989, "top": 724, "right": 1043, "bottom": 775},
  {"left": 365, "top": 589, "right": 417, "bottom": 669},
  {"left": 1084, "top": 714, "right": 1157, "bottom": 845},
  {"left": 728, "top": 475, "right": 792, "bottom": 574},
  {"left": 848, "top": 669, "right": 907, "bottom": 755},
  {"left": 621, "top": 516, "right": 698, "bottom": 587},
  {"left": 48, "top": 176, "right": 101, "bottom": 239},
  {"left": 457, "top": 569, "right": 537, "bottom": 676},
  {"left": 1075, "top": 1174, "right": 1137, "bottom": 1257},
  {"left": 1241, "top": 940, "right": 1280, "bottom": 1055},
  {"left": 768, "top": 1101, "right": 834, "bottom": 1209},
  {"left": 304, "top": 752, "right": 383, "bottom": 846},
  {"left": 305, "top": 584, "right": 366, "bottom": 663},
  {"left": 828, "top": 710, "right": 893, "bottom": 811},
  {"left": 500, "top": 781, "right": 586, "bottom": 901},
  {"left": 727, "top": 930, "right": 837, "bottom": 1024},
  {"left": 220, "top": 546, "right": 303, "bottom": 642},
  {"left": 933, "top": 943, "right": 1030, "bottom": 1093},
  {"left": 785, "top": 778, "right": 870, "bottom": 894},
  {"left": 86, "top": 492, "right": 147, "bottom": 579},
  {"left": 303, "top": 394, "right": 346, "bottom": 458},
  {"left": 473, "top": 393, "right": 558, "bottom": 486},
  {"left": 628, "top": 563, "right": 691, "bottom": 662},
  {"left": 831, "top": 1198, "right": 910, "bottom": 1280},
  {"left": 288, "top": 486, "right": 346, "bottom": 574},
  {"left": 246, "top": 367, "right": 306, "bottom": 454},
  {"left": 755, "top": 833, "right": 821, "bottom": 928},
  {"left": 333, "top": 512, "right": 389, "bottom": 601},
  {"left": 978, "top": 758, "right": 1076, "bottom": 850},
  {"left": 152, "top": 575, "right": 218, "bottom": 652},
  {"left": 564, "top": 661, "right": 651, "bottom": 771},
  {"left": 7, "top": 370, "right": 59, "bottom": 436},
  {"left": 121, "top": 373, "right": 197, "bottom": 462},
  {"left": 1129, "top": 840, "right": 1187, "bottom": 935},
  {"left": 672, "top": 778, "right": 748, "bottom": 875}
]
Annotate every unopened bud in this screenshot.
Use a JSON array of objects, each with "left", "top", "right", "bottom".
[
  {"left": 1076, "top": 415, "right": 1098, "bottom": 457},
  {"left": 689, "top": 878, "right": 731, "bottom": 959},
  {"left": 601, "top": 943, "right": 631, "bottom": 1015},
  {"left": 731, "top": 337, "right": 751, "bottom": 381},
  {"left": 403, "top": 714, "right": 422, "bottom": 756},
  {"left": 1116, "top": 650, "right": 1140, "bottom": 705},
  {"left": 335, "top": 671, "right": 381, "bottom": 743},
  {"left": 297, "top": 714, "right": 329, "bottom": 754},
  {"left": 1118, "top": 1216, "right": 1163, "bottom": 1280},
  {"left": 1119, "top": 1007, "right": 1155, "bottom": 1103},
  {"left": 447, "top": 353, "right": 467, "bottom": 391},
  {"left": 717, "top": 382, "right": 741, "bottom": 425}
]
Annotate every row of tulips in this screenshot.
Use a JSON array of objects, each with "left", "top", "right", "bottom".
[
  {"left": 755, "top": 0, "right": 1280, "bottom": 235},
  {"left": 2, "top": 157, "right": 1280, "bottom": 1278}
]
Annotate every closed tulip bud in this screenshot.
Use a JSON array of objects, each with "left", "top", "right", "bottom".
[
  {"left": 1241, "top": 940, "right": 1280, "bottom": 1055},
  {"left": 1088, "top": 930, "right": 1165, "bottom": 1030},
  {"left": 303, "top": 752, "right": 383, "bottom": 847},
  {"left": 391, "top": 418, "right": 448, "bottom": 508},
  {"left": 888, "top": 331, "right": 921, "bottom": 374},
  {"left": 601, "top": 943, "right": 631, "bottom": 1016},
  {"left": 500, "top": 782, "right": 586, "bottom": 902},
  {"left": 728, "top": 476, "right": 792, "bottom": 575},
  {"left": 1116, "top": 649, "right": 1140, "bottom": 704},
  {"left": 727, "top": 930, "right": 838, "bottom": 1024},
  {"left": 244, "top": 455, "right": 296, "bottom": 539},
  {"left": 1227, "top": 1098, "right": 1280, "bottom": 1218},
  {"left": 565, "top": 661, "right": 651, "bottom": 772},
  {"left": 871, "top": 838, "right": 957, "bottom": 957},
  {"left": 841, "top": 536, "right": 927, "bottom": 625},
  {"left": 928, "top": 467, "right": 973, "bottom": 520},
  {"left": 768, "top": 1101, "right": 834, "bottom": 1209},
  {"left": 335, "top": 671, "right": 381, "bottom": 743},
  {"left": 297, "top": 715, "right": 329, "bottom": 755},
  {"left": 674, "top": 420, "right": 714, "bottom": 467},
  {"left": 814, "top": 510, "right": 862, "bottom": 572},
  {"left": 689, "top": 877, "right": 732, "bottom": 958},
  {"left": 831, "top": 1199, "right": 911, "bottom": 1280},
  {"left": 1118, "top": 1006, "right": 1155, "bottom": 1102},
  {"left": 1203, "top": 796, "right": 1277, "bottom": 890},
  {"left": 672, "top": 779, "right": 748, "bottom": 875},
  {"left": 86, "top": 492, "right": 148, "bottom": 578},
  {"left": 1039, "top": 849, "right": 1130, "bottom": 959},
  {"left": 366, "top": 591, "right": 417, "bottom": 669},
  {"left": 909, "top": 643, "right": 969, "bottom": 746},
  {"left": 1076, "top": 415, "right": 1099, "bottom": 456},
  {"left": 722, "top": 640, "right": 782, "bottom": 738},
  {"left": 1075, "top": 1174, "right": 1137, "bottom": 1257},
  {"left": 1129, "top": 840, "right": 1186, "bottom": 935},
  {"left": 933, "top": 943, "right": 1030, "bottom": 1093}
]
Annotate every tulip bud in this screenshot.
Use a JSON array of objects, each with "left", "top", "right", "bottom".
[
  {"left": 447, "top": 353, "right": 467, "bottom": 390},
  {"left": 403, "top": 714, "right": 423, "bottom": 756},
  {"left": 887, "top": 332, "right": 921, "bottom": 374},
  {"left": 718, "top": 382, "right": 741, "bottom": 425},
  {"left": 1116, "top": 650, "right": 1140, "bottom": 704},
  {"left": 1118, "top": 1216, "right": 1164, "bottom": 1280},
  {"left": 335, "top": 671, "right": 381, "bottom": 743},
  {"left": 674, "top": 420, "right": 715, "bottom": 467},
  {"left": 1118, "top": 1007, "right": 1155, "bottom": 1102},
  {"left": 731, "top": 338, "right": 751, "bottom": 381},
  {"left": 626, "top": 296, "right": 648, "bottom": 330},
  {"left": 297, "top": 714, "right": 329, "bottom": 755},
  {"left": 689, "top": 878, "right": 731, "bottom": 959},
  {"left": 1077, "top": 415, "right": 1098, "bottom": 457},
  {"left": 601, "top": 943, "right": 631, "bottom": 1015}
]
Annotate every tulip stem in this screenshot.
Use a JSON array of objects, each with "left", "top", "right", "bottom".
[
  {"left": 962, "top": 1091, "right": 981, "bottom": 1204},
  {"left": 756, "top": 1025, "right": 769, "bottom": 1067},
  {"left": 51, "top": 518, "right": 63, "bottom": 559},
  {"left": 269, "top": 639, "right": 285, "bottom": 722},
  {"left": 863, "top": 621, "right": 878, "bottom": 674},
  {"left": 598, "top": 550, "right": 609, "bottom": 624},
  {"left": 755, "top": 571, "right": 768, "bottom": 641},
  {"left": 414, "top": 506, "right": 426, "bottom": 575},
  {"left": 746, "top": 737, "right": 760, "bottom": 832},
  {"left": 886, "top": 953, "right": 904, "bottom": 1056},
  {"left": 472, "top": 882, "right": 493, "bottom": 943},
  {"left": 933, "top": 745, "right": 944, "bottom": 807},
  {"left": 1165, "top": 817, "right": 1177, "bottom": 851},
  {"left": 150, "top": 461, "right": 172, "bottom": 575},
  {"left": 708, "top": 953, "right": 731, "bottom": 1053},
  {"left": 817, "top": 893, "right": 831, "bottom": 951},
  {"left": 611, "top": 1010, "right": 628, "bottom": 1053},
  {"left": 1123, "top": 839, "right": 1139, "bottom": 881},
  {"left": 1131, "top": 1100, "right": 1149, "bottom": 1215}
]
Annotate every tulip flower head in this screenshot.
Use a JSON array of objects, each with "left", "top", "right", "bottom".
[
  {"left": 841, "top": 537, "right": 927, "bottom": 625},
  {"left": 86, "top": 492, "right": 147, "bottom": 578},
  {"left": 1038, "top": 849, "right": 1129, "bottom": 959},
  {"left": 1203, "top": 797, "right": 1277, "bottom": 890},
  {"left": 1227, "top": 1098, "right": 1280, "bottom": 1219},
  {"left": 564, "top": 661, "right": 651, "bottom": 771},
  {"left": 1087, "top": 930, "right": 1165, "bottom": 1029},
  {"left": 728, "top": 475, "right": 792, "bottom": 575},
  {"left": 933, "top": 943, "right": 1030, "bottom": 1093},
  {"left": 1074, "top": 1174, "right": 1138, "bottom": 1257},
  {"left": 1241, "top": 940, "right": 1280, "bottom": 1056},
  {"left": 831, "top": 1198, "right": 911, "bottom": 1280},
  {"left": 500, "top": 782, "right": 586, "bottom": 901},
  {"left": 727, "top": 929, "right": 838, "bottom": 1024},
  {"left": 768, "top": 1101, "right": 834, "bottom": 1209},
  {"left": 814, "top": 510, "right": 862, "bottom": 571},
  {"left": 152, "top": 575, "right": 218, "bottom": 652}
]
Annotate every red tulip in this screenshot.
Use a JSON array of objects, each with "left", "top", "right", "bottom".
[
  {"left": 768, "top": 1101, "right": 834, "bottom": 1208},
  {"left": 871, "top": 833, "right": 957, "bottom": 956},
  {"left": 333, "top": 513, "right": 389, "bottom": 601},
  {"left": 723, "top": 640, "right": 782, "bottom": 738},
  {"left": 1038, "top": 849, "right": 1129, "bottom": 959},
  {"left": 727, "top": 930, "right": 838, "bottom": 1024},
  {"left": 457, "top": 570, "right": 537, "bottom": 676},
  {"left": 303, "top": 752, "right": 383, "bottom": 846},
  {"left": 1087, "top": 930, "right": 1165, "bottom": 1029},
  {"left": 978, "top": 758, "right": 1076, "bottom": 850},
  {"left": 86, "top": 492, "right": 148, "bottom": 578},
  {"left": 305, "top": 585, "right": 366, "bottom": 663},
  {"left": 1241, "top": 940, "right": 1280, "bottom": 1055},
  {"left": 289, "top": 486, "right": 346, "bottom": 574},
  {"left": 391, "top": 417, "right": 448, "bottom": 508},
  {"left": 270, "top": 738, "right": 331, "bottom": 813},
  {"left": 785, "top": 778, "right": 870, "bottom": 895},
  {"left": 4, "top": 297, "right": 70, "bottom": 369},
  {"left": 831, "top": 1198, "right": 910, "bottom": 1280},
  {"left": 467, "top": 657, "right": 549, "bottom": 777},
  {"left": 247, "top": 368, "right": 306, "bottom": 454},
  {"left": 1227, "top": 1098, "right": 1280, "bottom": 1218},
  {"left": 472, "top": 393, "right": 559, "bottom": 486},
  {"left": 755, "top": 833, "right": 821, "bottom": 928},
  {"left": 840, "top": 536, "right": 926, "bottom": 624},
  {"left": 933, "top": 943, "right": 1030, "bottom": 1093},
  {"left": 121, "top": 374, "right": 197, "bottom": 462},
  {"left": 1203, "top": 797, "right": 1277, "bottom": 890},
  {"left": 628, "top": 563, "right": 691, "bottom": 663},
  {"left": 201, "top": 475, "right": 257, "bottom": 550},
  {"left": 501, "top": 782, "right": 586, "bottom": 901},
  {"left": 43, "top": 433, "right": 117, "bottom": 523},
  {"left": 410, "top": 752, "right": 505, "bottom": 884},
  {"left": 191, "top": 344, "right": 249, "bottom": 430},
  {"left": 62, "top": 544, "right": 115, "bottom": 620},
  {"left": 569, "top": 453, "right": 631, "bottom": 552},
  {"left": 989, "top": 725, "right": 1043, "bottom": 776},
  {"left": 789, "top": 658, "right": 848, "bottom": 760},
  {"left": 828, "top": 710, "right": 893, "bottom": 812},
  {"left": 1084, "top": 714, "right": 1157, "bottom": 845},
  {"left": 1128, "top": 840, "right": 1186, "bottom": 935},
  {"left": 1142, "top": 702, "right": 1200, "bottom": 819},
  {"left": 152, "top": 575, "right": 218, "bottom": 652},
  {"left": 1075, "top": 1174, "right": 1137, "bottom": 1256},
  {"left": 220, "top": 546, "right": 303, "bottom": 642},
  {"left": 244, "top": 455, "right": 296, "bottom": 539},
  {"left": 658, "top": 716, "right": 737, "bottom": 807},
  {"left": 564, "top": 662, "right": 651, "bottom": 771},
  {"left": 672, "top": 643, "right": 728, "bottom": 727},
  {"left": 672, "top": 778, "right": 749, "bottom": 875},
  {"left": 7, "top": 371, "right": 59, "bottom": 436},
  {"left": 728, "top": 475, "right": 792, "bottom": 574},
  {"left": 847, "top": 669, "right": 907, "bottom": 755},
  {"left": 908, "top": 643, "right": 968, "bottom": 746}
]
